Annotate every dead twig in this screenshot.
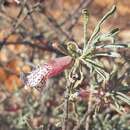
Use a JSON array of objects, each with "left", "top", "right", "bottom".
[
  {"left": 43, "top": 11, "right": 74, "bottom": 41},
  {"left": 61, "top": 0, "right": 93, "bottom": 31},
  {"left": 0, "top": 40, "right": 64, "bottom": 55}
]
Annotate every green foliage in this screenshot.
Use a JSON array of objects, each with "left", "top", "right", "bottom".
[
  {"left": 91, "top": 112, "right": 130, "bottom": 130},
  {"left": 1, "top": 4, "right": 130, "bottom": 130},
  {"left": 62, "top": 5, "right": 130, "bottom": 130}
]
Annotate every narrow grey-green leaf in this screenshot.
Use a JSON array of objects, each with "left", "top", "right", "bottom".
[{"left": 88, "top": 5, "right": 116, "bottom": 46}]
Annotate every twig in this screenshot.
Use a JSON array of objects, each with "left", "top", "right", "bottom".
[
  {"left": 0, "top": 2, "right": 40, "bottom": 49},
  {"left": 0, "top": 9, "right": 27, "bottom": 31},
  {"left": 37, "top": 4, "right": 75, "bottom": 41},
  {"left": 24, "top": 3, "right": 37, "bottom": 30},
  {"left": 14, "top": 3, "right": 40, "bottom": 29},
  {"left": 63, "top": 85, "right": 69, "bottom": 130},
  {"left": 0, "top": 40, "right": 64, "bottom": 55},
  {"left": 73, "top": 104, "right": 96, "bottom": 130},
  {"left": 61, "top": 0, "right": 93, "bottom": 31},
  {"left": 85, "top": 88, "right": 93, "bottom": 130},
  {"left": 12, "top": 0, "right": 37, "bottom": 30},
  {"left": 16, "top": 0, "right": 27, "bottom": 18},
  {"left": 43, "top": 11, "right": 74, "bottom": 41}
]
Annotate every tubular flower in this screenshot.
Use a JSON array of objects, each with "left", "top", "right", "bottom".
[
  {"left": 21, "top": 56, "right": 73, "bottom": 90},
  {"left": 69, "top": 89, "right": 98, "bottom": 101}
]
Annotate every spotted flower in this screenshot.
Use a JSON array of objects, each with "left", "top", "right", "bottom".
[{"left": 21, "top": 56, "right": 72, "bottom": 91}]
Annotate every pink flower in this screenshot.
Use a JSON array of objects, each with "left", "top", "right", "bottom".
[
  {"left": 21, "top": 56, "right": 72, "bottom": 90},
  {"left": 70, "top": 89, "right": 98, "bottom": 101}
]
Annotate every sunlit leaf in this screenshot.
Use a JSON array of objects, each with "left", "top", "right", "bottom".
[{"left": 5, "top": 75, "right": 22, "bottom": 92}]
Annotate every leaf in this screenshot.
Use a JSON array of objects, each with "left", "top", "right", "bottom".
[
  {"left": 96, "top": 44, "right": 128, "bottom": 49},
  {"left": 94, "top": 52, "right": 121, "bottom": 58},
  {"left": 0, "top": 31, "right": 5, "bottom": 41},
  {"left": 81, "top": 58, "right": 104, "bottom": 70},
  {"left": 95, "top": 0, "right": 113, "bottom": 7},
  {"left": 7, "top": 44, "right": 26, "bottom": 54},
  {"left": 81, "top": 58, "right": 109, "bottom": 80},
  {"left": 94, "top": 67, "right": 109, "bottom": 81},
  {"left": 115, "top": 92, "right": 130, "bottom": 105},
  {"left": 4, "top": 75, "right": 22, "bottom": 92},
  {"left": 6, "top": 59, "right": 23, "bottom": 75},
  {"left": 0, "top": 48, "right": 8, "bottom": 62},
  {"left": 88, "top": 5, "right": 116, "bottom": 46},
  {"left": 7, "top": 34, "right": 19, "bottom": 42},
  {"left": 92, "top": 28, "right": 119, "bottom": 45},
  {"left": 0, "top": 67, "right": 7, "bottom": 82},
  {"left": 22, "top": 65, "right": 31, "bottom": 73},
  {"left": 117, "top": 85, "right": 130, "bottom": 93}
]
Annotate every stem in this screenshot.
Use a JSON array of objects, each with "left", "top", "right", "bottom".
[
  {"left": 63, "top": 82, "right": 70, "bottom": 130},
  {"left": 85, "top": 87, "right": 93, "bottom": 130},
  {"left": 82, "top": 9, "right": 89, "bottom": 53},
  {"left": 85, "top": 74, "right": 94, "bottom": 130},
  {"left": 62, "top": 71, "right": 71, "bottom": 130},
  {"left": 73, "top": 104, "right": 96, "bottom": 130}
]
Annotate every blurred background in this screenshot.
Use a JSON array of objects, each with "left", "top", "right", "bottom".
[{"left": 0, "top": 0, "right": 130, "bottom": 130}]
